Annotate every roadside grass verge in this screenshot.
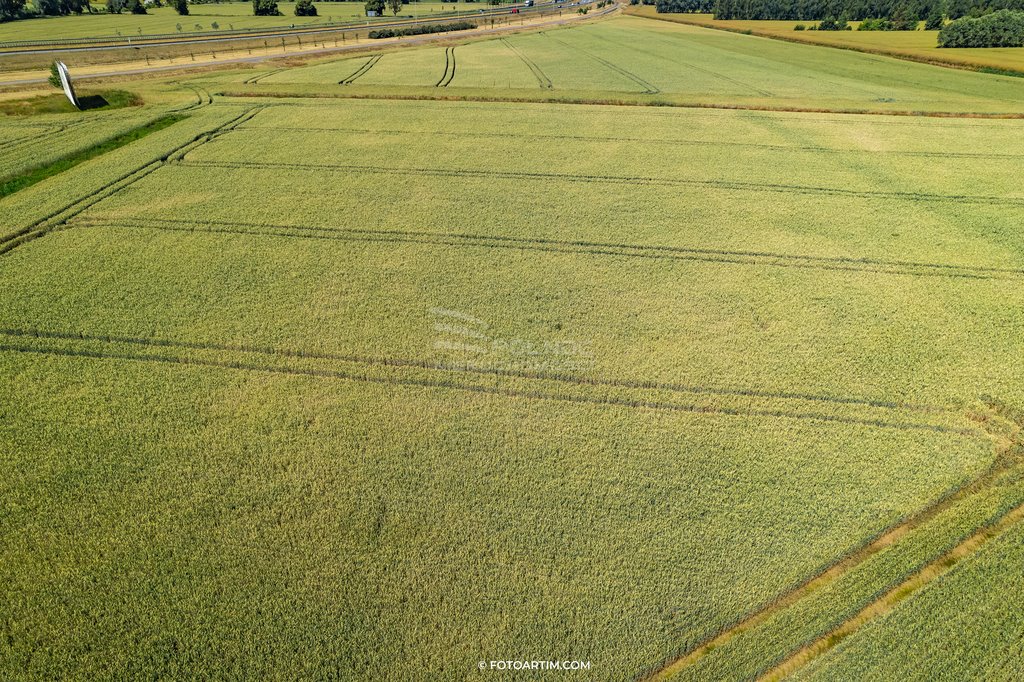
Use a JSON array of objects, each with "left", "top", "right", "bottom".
[{"left": 0, "top": 113, "right": 183, "bottom": 199}]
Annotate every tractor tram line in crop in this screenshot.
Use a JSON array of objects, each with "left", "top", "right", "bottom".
[
  {"left": 0, "top": 106, "right": 262, "bottom": 257},
  {"left": 0, "top": 328, "right": 979, "bottom": 436},
  {"left": 60, "top": 213, "right": 1024, "bottom": 283},
  {"left": 338, "top": 55, "right": 381, "bottom": 85},
  {"left": 174, "top": 158, "right": 1024, "bottom": 209}
]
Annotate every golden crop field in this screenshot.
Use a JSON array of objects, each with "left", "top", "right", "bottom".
[{"left": 1, "top": 12, "right": 1023, "bottom": 681}]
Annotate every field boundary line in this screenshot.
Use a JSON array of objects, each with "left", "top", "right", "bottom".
[
  {"left": 0, "top": 330, "right": 979, "bottom": 435},
  {"left": 500, "top": 37, "right": 553, "bottom": 88},
  {"left": 758, "top": 496, "right": 1024, "bottom": 681},
  {"left": 642, "top": 407, "right": 1024, "bottom": 681},
  {"left": 176, "top": 158, "right": 1024, "bottom": 208},
  {"left": 75, "top": 215, "right": 1024, "bottom": 281},
  {"left": 222, "top": 88, "right": 1024, "bottom": 119}
]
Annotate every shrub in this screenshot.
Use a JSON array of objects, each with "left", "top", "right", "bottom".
[
  {"left": 857, "top": 17, "right": 893, "bottom": 29},
  {"left": 939, "top": 9, "right": 1024, "bottom": 46},
  {"left": 817, "top": 15, "right": 849, "bottom": 29},
  {"left": 48, "top": 61, "right": 62, "bottom": 88},
  {"left": 794, "top": 22, "right": 805, "bottom": 28},
  {"left": 368, "top": 19, "right": 473, "bottom": 37},
  {"left": 295, "top": 0, "right": 315, "bottom": 13}
]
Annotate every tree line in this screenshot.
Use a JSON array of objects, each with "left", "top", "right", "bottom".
[
  {"left": 0, "top": 0, "right": 320, "bottom": 23},
  {"left": 655, "top": 0, "right": 1024, "bottom": 21}
]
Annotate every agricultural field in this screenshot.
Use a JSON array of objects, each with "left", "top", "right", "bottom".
[
  {"left": 245, "top": 16, "right": 1024, "bottom": 113},
  {"left": 792, "top": 519, "right": 1024, "bottom": 681},
  {"left": 629, "top": 8, "right": 1024, "bottom": 74},
  {"left": 2, "top": 10, "right": 1024, "bottom": 682},
  {"left": 0, "top": 101, "right": 179, "bottom": 190},
  {"left": 0, "top": 0, "right": 487, "bottom": 43}
]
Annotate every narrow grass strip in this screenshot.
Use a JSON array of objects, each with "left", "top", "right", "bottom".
[
  {"left": 0, "top": 114, "right": 185, "bottom": 200},
  {"left": 758, "top": 499, "right": 1024, "bottom": 681}
]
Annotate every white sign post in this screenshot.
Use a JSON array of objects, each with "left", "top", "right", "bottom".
[{"left": 56, "top": 61, "right": 79, "bottom": 110}]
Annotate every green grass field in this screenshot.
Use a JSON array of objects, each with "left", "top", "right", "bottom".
[
  {"left": 0, "top": 1, "right": 488, "bottom": 43},
  {"left": 2, "top": 12, "right": 1024, "bottom": 681}
]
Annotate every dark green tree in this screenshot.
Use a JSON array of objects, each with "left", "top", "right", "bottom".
[
  {"left": 34, "top": 0, "right": 59, "bottom": 14},
  {"left": 294, "top": 0, "right": 316, "bottom": 14},
  {"left": 0, "top": 0, "right": 27, "bottom": 20},
  {"left": 252, "top": 0, "right": 281, "bottom": 15},
  {"left": 48, "top": 61, "right": 62, "bottom": 88},
  {"left": 171, "top": 0, "right": 187, "bottom": 12},
  {"left": 365, "top": 0, "right": 384, "bottom": 13}
]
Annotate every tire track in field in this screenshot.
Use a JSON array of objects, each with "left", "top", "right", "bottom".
[
  {"left": 0, "top": 107, "right": 261, "bottom": 259},
  {"left": 0, "top": 119, "right": 93, "bottom": 160},
  {"left": 0, "top": 330, "right": 977, "bottom": 435},
  {"left": 74, "top": 215, "right": 1024, "bottom": 281},
  {"left": 173, "top": 83, "right": 214, "bottom": 110},
  {"left": 245, "top": 68, "right": 291, "bottom": 85},
  {"left": 643, "top": 404, "right": 1024, "bottom": 682},
  {"left": 0, "top": 125, "right": 61, "bottom": 153},
  {"left": 500, "top": 37, "right": 552, "bottom": 88},
  {"left": 582, "top": 27, "right": 773, "bottom": 97},
  {"left": 339, "top": 54, "right": 381, "bottom": 85},
  {"left": 436, "top": 46, "right": 457, "bottom": 88},
  {"left": 542, "top": 30, "right": 660, "bottom": 94},
  {"left": 176, "top": 159, "right": 1024, "bottom": 208},
  {"left": 0, "top": 326, "right": 944, "bottom": 415}
]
